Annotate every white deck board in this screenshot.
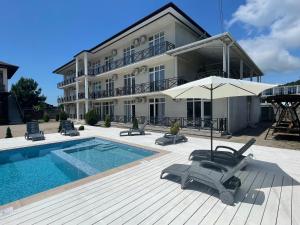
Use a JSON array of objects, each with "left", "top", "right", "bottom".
[
  {"left": 260, "top": 175, "right": 283, "bottom": 225},
  {"left": 0, "top": 126, "right": 299, "bottom": 225},
  {"left": 214, "top": 170, "right": 259, "bottom": 225}
]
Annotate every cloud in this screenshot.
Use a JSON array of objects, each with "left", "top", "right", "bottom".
[{"left": 228, "top": 0, "right": 300, "bottom": 73}]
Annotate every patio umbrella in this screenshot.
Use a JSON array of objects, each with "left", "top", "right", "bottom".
[{"left": 162, "top": 76, "right": 276, "bottom": 160}]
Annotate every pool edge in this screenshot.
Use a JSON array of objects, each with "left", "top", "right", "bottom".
[{"left": 0, "top": 135, "right": 169, "bottom": 213}]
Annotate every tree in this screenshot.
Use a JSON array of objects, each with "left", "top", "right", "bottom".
[
  {"left": 5, "top": 127, "right": 13, "bottom": 138},
  {"left": 11, "top": 77, "right": 46, "bottom": 109},
  {"left": 85, "top": 110, "right": 99, "bottom": 126}
]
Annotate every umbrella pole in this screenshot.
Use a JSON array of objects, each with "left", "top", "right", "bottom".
[{"left": 210, "top": 85, "right": 214, "bottom": 161}]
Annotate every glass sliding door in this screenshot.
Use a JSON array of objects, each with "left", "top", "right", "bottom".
[
  {"left": 124, "top": 100, "right": 135, "bottom": 122},
  {"left": 124, "top": 74, "right": 135, "bottom": 95},
  {"left": 149, "top": 98, "right": 165, "bottom": 124},
  {"left": 149, "top": 32, "right": 165, "bottom": 56},
  {"left": 105, "top": 79, "right": 114, "bottom": 97},
  {"left": 186, "top": 99, "right": 201, "bottom": 127},
  {"left": 149, "top": 65, "right": 165, "bottom": 92},
  {"left": 123, "top": 45, "right": 135, "bottom": 65}
]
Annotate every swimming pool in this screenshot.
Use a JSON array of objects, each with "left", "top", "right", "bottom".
[{"left": 0, "top": 138, "right": 156, "bottom": 205}]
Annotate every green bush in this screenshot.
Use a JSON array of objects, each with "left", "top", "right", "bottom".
[
  {"left": 170, "top": 121, "right": 180, "bottom": 135},
  {"left": 104, "top": 115, "right": 111, "bottom": 128},
  {"left": 55, "top": 114, "right": 59, "bottom": 121},
  {"left": 59, "top": 111, "right": 68, "bottom": 121},
  {"left": 132, "top": 117, "right": 139, "bottom": 129},
  {"left": 84, "top": 110, "right": 99, "bottom": 126},
  {"left": 79, "top": 125, "right": 84, "bottom": 130},
  {"left": 5, "top": 127, "right": 13, "bottom": 138},
  {"left": 43, "top": 113, "right": 50, "bottom": 122}
]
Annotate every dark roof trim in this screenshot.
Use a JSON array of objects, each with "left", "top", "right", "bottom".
[
  {"left": 0, "top": 61, "right": 19, "bottom": 79},
  {"left": 53, "top": 2, "right": 210, "bottom": 74},
  {"left": 88, "top": 2, "right": 209, "bottom": 53}
]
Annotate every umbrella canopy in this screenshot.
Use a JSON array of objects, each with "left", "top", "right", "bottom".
[
  {"left": 162, "top": 76, "right": 277, "bottom": 160},
  {"left": 162, "top": 76, "right": 276, "bottom": 99}
]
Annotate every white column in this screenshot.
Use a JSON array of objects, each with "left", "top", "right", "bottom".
[
  {"left": 227, "top": 45, "right": 231, "bottom": 78},
  {"left": 240, "top": 60, "right": 243, "bottom": 79},
  {"left": 84, "top": 52, "right": 88, "bottom": 75},
  {"left": 75, "top": 57, "right": 80, "bottom": 120},
  {"left": 174, "top": 56, "right": 178, "bottom": 77},
  {"left": 250, "top": 70, "right": 253, "bottom": 81},
  {"left": 256, "top": 75, "right": 259, "bottom": 82},
  {"left": 222, "top": 43, "right": 227, "bottom": 77},
  {"left": 85, "top": 77, "right": 89, "bottom": 113}
]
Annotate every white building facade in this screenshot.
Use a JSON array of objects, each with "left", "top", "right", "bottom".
[{"left": 54, "top": 3, "right": 263, "bottom": 134}]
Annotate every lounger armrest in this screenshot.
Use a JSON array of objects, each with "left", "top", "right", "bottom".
[
  {"left": 215, "top": 146, "right": 238, "bottom": 154},
  {"left": 200, "top": 160, "right": 228, "bottom": 172}
]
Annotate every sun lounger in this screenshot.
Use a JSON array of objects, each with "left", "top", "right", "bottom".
[
  {"left": 60, "top": 120, "right": 79, "bottom": 136},
  {"left": 188, "top": 138, "right": 256, "bottom": 166},
  {"left": 160, "top": 154, "right": 253, "bottom": 205},
  {"left": 155, "top": 133, "right": 188, "bottom": 146},
  {"left": 25, "top": 121, "right": 45, "bottom": 141},
  {"left": 119, "top": 121, "right": 148, "bottom": 136}
]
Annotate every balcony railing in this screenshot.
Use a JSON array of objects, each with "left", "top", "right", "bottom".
[
  {"left": 89, "top": 77, "right": 187, "bottom": 99},
  {"left": 262, "top": 85, "right": 300, "bottom": 97},
  {"left": 57, "top": 95, "right": 76, "bottom": 104},
  {"left": 57, "top": 77, "right": 76, "bottom": 88},
  {"left": 88, "top": 41, "right": 175, "bottom": 76},
  {"left": 102, "top": 115, "right": 227, "bottom": 132}
]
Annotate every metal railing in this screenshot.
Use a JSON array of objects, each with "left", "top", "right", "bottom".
[
  {"left": 88, "top": 41, "right": 175, "bottom": 76},
  {"left": 89, "top": 77, "right": 186, "bottom": 99},
  {"left": 262, "top": 85, "right": 300, "bottom": 97},
  {"left": 102, "top": 115, "right": 227, "bottom": 132},
  {"left": 57, "top": 77, "right": 76, "bottom": 88},
  {"left": 57, "top": 95, "right": 76, "bottom": 104}
]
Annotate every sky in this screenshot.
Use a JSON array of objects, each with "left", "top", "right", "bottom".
[{"left": 1, "top": 0, "right": 300, "bottom": 105}]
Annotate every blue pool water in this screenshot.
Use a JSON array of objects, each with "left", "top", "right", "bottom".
[{"left": 0, "top": 138, "right": 156, "bottom": 205}]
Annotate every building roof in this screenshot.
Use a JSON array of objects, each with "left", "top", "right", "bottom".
[
  {"left": 53, "top": 2, "right": 210, "bottom": 74},
  {"left": 167, "top": 32, "right": 263, "bottom": 76},
  {"left": 0, "top": 61, "right": 19, "bottom": 79}
]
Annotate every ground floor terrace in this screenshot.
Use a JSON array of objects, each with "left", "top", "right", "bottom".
[
  {"left": 0, "top": 125, "right": 299, "bottom": 224},
  {"left": 63, "top": 95, "right": 261, "bottom": 134}
]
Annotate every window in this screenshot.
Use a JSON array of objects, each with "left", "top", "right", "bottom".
[
  {"left": 149, "top": 98, "right": 165, "bottom": 124},
  {"left": 123, "top": 46, "right": 135, "bottom": 65},
  {"left": 105, "top": 79, "right": 114, "bottom": 97},
  {"left": 105, "top": 56, "right": 113, "bottom": 71},
  {"left": 92, "top": 81, "right": 101, "bottom": 92},
  {"left": 149, "top": 32, "right": 165, "bottom": 55},
  {"left": 149, "top": 65, "right": 165, "bottom": 91},
  {"left": 124, "top": 100, "right": 135, "bottom": 122},
  {"left": 103, "top": 101, "right": 114, "bottom": 118},
  {"left": 124, "top": 74, "right": 135, "bottom": 95}
]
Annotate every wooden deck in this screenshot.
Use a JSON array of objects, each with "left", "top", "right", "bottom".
[{"left": 0, "top": 126, "right": 299, "bottom": 225}]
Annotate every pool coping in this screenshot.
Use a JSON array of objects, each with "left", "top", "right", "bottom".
[{"left": 0, "top": 134, "right": 169, "bottom": 212}]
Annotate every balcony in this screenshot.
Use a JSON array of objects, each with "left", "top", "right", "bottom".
[
  {"left": 57, "top": 95, "right": 76, "bottom": 104},
  {"left": 262, "top": 85, "right": 300, "bottom": 97},
  {"left": 88, "top": 41, "right": 175, "bottom": 76},
  {"left": 89, "top": 77, "right": 186, "bottom": 99},
  {"left": 57, "top": 77, "right": 76, "bottom": 88}
]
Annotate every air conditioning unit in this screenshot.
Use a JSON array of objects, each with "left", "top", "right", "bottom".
[
  {"left": 135, "top": 97, "right": 143, "bottom": 103},
  {"left": 140, "top": 65, "right": 148, "bottom": 73},
  {"left": 111, "top": 49, "right": 117, "bottom": 56},
  {"left": 133, "top": 68, "right": 140, "bottom": 76},
  {"left": 132, "top": 38, "right": 140, "bottom": 47},
  {"left": 140, "top": 35, "right": 147, "bottom": 44}
]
